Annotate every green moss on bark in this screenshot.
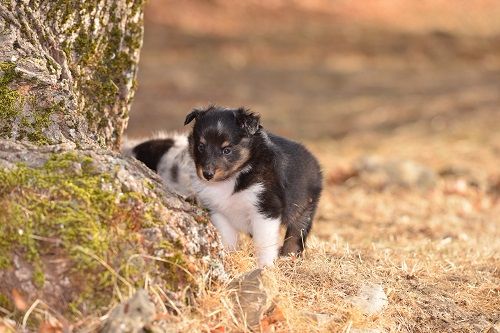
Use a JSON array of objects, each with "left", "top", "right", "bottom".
[
  {"left": 0, "top": 62, "right": 23, "bottom": 135},
  {"left": 0, "top": 152, "right": 191, "bottom": 316},
  {"left": 18, "top": 101, "right": 60, "bottom": 145},
  {"left": 0, "top": 153, "right": 116, "bottom": 271},
  {"left": 0, "top": 62, "right": 59, "bottom": 144}
]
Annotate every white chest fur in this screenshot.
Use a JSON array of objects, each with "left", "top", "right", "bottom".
[
  {"left": 194, "top": 175, "right": 281, "bottom": 267},
  {"left": 196, "top": 177, "right": 262, "bottom": 233}
]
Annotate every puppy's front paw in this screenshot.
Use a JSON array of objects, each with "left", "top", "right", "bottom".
[{"left": 257, "top": 251, "right": 277, "bottom": 268}]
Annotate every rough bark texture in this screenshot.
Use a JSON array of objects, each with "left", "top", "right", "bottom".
[
  {"left": 0, "top": 0, "right": 224, "bottom": 323},
  {"left": 0, "top": 140, "right": 225, "bottom": 317},
  {"left": 1, "top": 0, "right": 143, "bottom": 149}
]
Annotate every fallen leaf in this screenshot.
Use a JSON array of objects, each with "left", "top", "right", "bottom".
[
  {"left": 261, "top": 305, "right": 287, "bottom": 333},
  {"left": 12, "top": 289, "right": 27, "bottom": 311},
  {"left": 38, "top": 321, "right": 63, "bottom": 333}
]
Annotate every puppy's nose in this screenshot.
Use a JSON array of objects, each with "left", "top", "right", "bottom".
[{"left": 203, "top": 170, "right": 214, "bottom": 180}]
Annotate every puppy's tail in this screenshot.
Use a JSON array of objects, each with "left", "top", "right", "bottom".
[
  {"left": 121, "top": 132, "right": 197, "bottom": 198},
  {"left": 121, "top": 135, "right": 142, "bottom": 158},
  {"left": 121, "top": 131, "right": 189, "bottom": 173},
  {"left": 122, "top": 131, "right": 188, "bottom": 156}
]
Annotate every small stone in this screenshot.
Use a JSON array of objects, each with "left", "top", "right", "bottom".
[
  {"left": 14, "top": 267, "right": 32, "bottom": 281},
  {"left": 101, "top": 289, "right": 156, "bottom": 333},
  {"left": 140, "top": 227, "right": 163, "bottom": 244},
  {"left": 348, "top": 283, "right": 388, "bottom": 315},
  {"left": 228, "top": 268, "right": 269, "bottom": 330},
  {"left": 354, "top": 155, "right": 436, "bottom": 189}
]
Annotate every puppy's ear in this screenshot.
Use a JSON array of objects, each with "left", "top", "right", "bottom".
[
  {"left": 234, "top": 107, "right": 261, "bottom": 135},
  {"left": 184, "top": 108, "right": 206, "bottom": 125}
]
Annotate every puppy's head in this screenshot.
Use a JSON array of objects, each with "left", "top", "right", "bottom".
[{"left": 184, "top": 105, "right": 260, "bottom": 182}]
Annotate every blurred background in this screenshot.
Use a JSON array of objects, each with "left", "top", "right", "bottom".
[
  {"left": 126, "top": 0, "right": 500, "bottom": 141},
  {"left": 125, "top": 4, "right": 500, "bottom": 329}
]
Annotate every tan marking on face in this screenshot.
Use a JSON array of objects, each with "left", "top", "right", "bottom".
[
  {"left": 221, "top": 141, "right": 231, "bottom": 148},
  {"left": 196, "top": 166, "right": 204, "bottom": 180},
  {"left": 212, "top": 169, "right": 226, "bottom": 182},
  {"left": 236, "top": 147, "right": 251, "bottom": 167},
  {"left": 200, "top": 137, "right": 206, "bottom": 144},
  {"left": 215, "top": 147, "right": 251, "bottom": 181}
]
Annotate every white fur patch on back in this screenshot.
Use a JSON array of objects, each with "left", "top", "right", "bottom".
[
  {"left": 122, "top": 132, "right": 197, "bottom": 198},
  {"left": 156, "top": 134, "right": 197, "bottom": 198},
  {"left": 120, "top": 135, "right": 143, "bottom": 158}
]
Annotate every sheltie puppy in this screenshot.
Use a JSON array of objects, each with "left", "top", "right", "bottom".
[{"left": 125, "top": 106, "right": 322, "bottom": 267}]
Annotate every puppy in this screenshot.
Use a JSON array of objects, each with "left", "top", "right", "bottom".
[
  {"left": 125, "top": 106, "right": 322, "bottom": 267},
  {"left": 184, "top": 106, "right": 322, "bottom": 267}
]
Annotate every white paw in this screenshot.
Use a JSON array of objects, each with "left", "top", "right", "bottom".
[{"left": 257, "top": 250, "right": 277, "bottom": 268}]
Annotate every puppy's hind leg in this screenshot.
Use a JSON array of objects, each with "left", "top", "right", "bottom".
[
  {"left": 280, "top": 223, "right": 310, "bottom": 256},
  {"left": 281, "top": 180, "right": 321, "bottom": 256},
  {"left": 280, "top": 205, "right": 316, "bottom": 256}
]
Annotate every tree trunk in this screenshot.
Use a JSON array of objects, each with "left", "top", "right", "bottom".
[
  {"left": 0, "top": 0, "right": 224, "bottom": 325},
  {"left": 1, "top": 0, "right": 143, "bottom": 149}
]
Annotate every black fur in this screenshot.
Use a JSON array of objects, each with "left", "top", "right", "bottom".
[
  {"left": 184, "top": 107, "right": 208, "bottom": 125},
  {"left": 132, "top": 138, "right": 174, "bottom": 172},
  {"left": 186, "top": 106, "right": 322, "bottom": 255},
  {"left": 170, "top": 163, "right": 179, "bottom": 183},
  {"left": 234, "top": 107, "right": 261, "bottom": 135}
]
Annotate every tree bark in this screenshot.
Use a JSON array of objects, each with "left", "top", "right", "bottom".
[
  {"left": 1, "top": 0, "right": 143, "bottom": 149},
  {"left": 0, "top": 0, "right": 224, "bottom": 324}
]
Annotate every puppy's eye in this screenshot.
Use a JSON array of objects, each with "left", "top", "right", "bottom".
[
  {"left": 222, "top": 147, "right": 232, "bottom": 155},
  {"left": 198, "top": 143, "right": 205, "bottom": 152}
]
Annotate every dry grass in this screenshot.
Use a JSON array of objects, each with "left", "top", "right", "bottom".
[{"left": 144, "top": 119, "right": 499, "bottom": 332}]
